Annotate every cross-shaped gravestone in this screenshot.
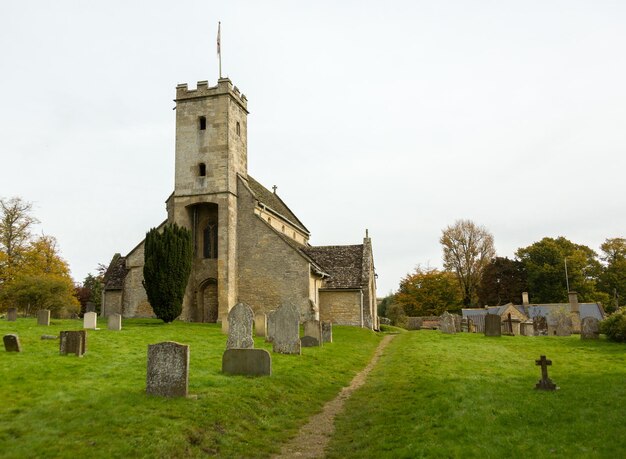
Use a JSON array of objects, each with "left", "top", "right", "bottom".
[
  {"left": 535, "top": 355, "right": 558, "bottom": 390},
  {"left": 504, "top": 313, "right": 514, "bottom": 335}
]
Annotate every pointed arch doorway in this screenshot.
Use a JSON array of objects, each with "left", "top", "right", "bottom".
[{"left": 200, "top": 278, "right": 218, "bottom": 323}]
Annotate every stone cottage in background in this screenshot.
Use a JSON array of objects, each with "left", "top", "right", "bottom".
[{"left": 102, "top": 78, "right": 378, "bottom": 329}]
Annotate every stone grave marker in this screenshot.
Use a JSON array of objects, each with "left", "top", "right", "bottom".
[
  {"left": 461, "top": 318, "right": 469, "bottom": 333},
  {"left": 535, "top": 355, "right": 558, "bottom": 391},
  {"left": 84, "top": 311, "right": 98, "bottom": 330},
  {"left": 272, "top": 304, "right": 301, "bottom": 355},
  {"left": 254, "top": 313, "right": 267, "bottom": 337},
  {"left": 321, "top": 321, "right": 333, "bottom": 343},
  {"left": 503, "top": 313, "right": 514, "bottom": 336},
  {"left": 303, "top": 320, "right": 322, "bottom": 346},
  {"left": 581, "top": 317, "right": 600, "bottom": 340},
  {"left": 453, "top": 314, "right": 462, "bottom": 332},
  {"left": 222, "top": 348, "right": 271, "bottom": 376},
  {"left": 533, "top": 316, "right": 548, "bottom": 336},
  {"left": 59, "top": 330, "right": 87, "bottom": 356},
  {"left": 484, "top": 314, "right": 502, "bottom": 337},
  {"left": 85, "top": 302, "right": 96, "bottom": 313},
  {"left": 301, "top": 336, "right": 320, "bottom": 347},
  {"left": 555, "top": 315, "right": 573, "bottom": 337},
  {"left": 146, "top": 341, "right": 189, "bottom": 398},
  {"left": 439, "top": 312, "right": 456, "bottom": 334},
  {"left": 37, "top": 309, "right": 50, "bottom": 326},
  {"left": 108, "top": 313, "right": 122, "bottom": 331},
  {"left": 226, "top": 303, "right": 254, "bottom": 350},
  {"left": 7, "top": 308, "right": 17, "bottom": 322},
  {"left": 266, "top": 310, "right": 277, "bottom": 343},
  {"left": 3, "top": 334, "right": 21, "bottom": 352},
  {"left": 41, "top": 335, "right": 58, "bottom": 340}
]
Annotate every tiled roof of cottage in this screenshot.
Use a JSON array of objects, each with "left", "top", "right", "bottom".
[
  {"left": 302, "top": 245, "right": 365, "bottom": 289},
  {"left": 103, "top": 254, "right": 128, "bottom": 290},
  {"left": 247, "top": 176, "right": 309, "bottom": 233}
]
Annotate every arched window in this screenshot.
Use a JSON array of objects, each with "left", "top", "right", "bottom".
[
  {"left": 236, "top": 121, "right": 241, "bottom": 136},
  {"left": 203, "top": 223, "right": 218, "bottom": 259},
  {"left": 198, "top": 163, "right": 206, "bottom": 176}
]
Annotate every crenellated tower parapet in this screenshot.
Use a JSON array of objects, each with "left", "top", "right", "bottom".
[{"left": 175, "top": 78, "right": 248, "bottom": 113}]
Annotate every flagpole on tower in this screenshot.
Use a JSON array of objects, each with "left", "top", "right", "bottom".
[{"left": 217, "top": 21, "right": 222, "bottom": 79}]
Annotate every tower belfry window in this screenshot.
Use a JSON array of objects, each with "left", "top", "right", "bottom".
[
  {"left": 199, "top": 116, "right": 206, "bottom": 130},
  {"left": 236, "top": 121, "right": 241, "bottom": 136},
  {"left": 198, "top": 163, "right": 206, "bottom": 177}
]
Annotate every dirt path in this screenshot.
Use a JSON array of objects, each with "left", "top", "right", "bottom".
[{"left": 273, "top": 334, "right": 396, "bottom": 459}]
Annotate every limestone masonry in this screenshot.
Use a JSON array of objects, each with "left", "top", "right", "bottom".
[{"left": 102, "top": 78, "right": 378, "bottom": 329}]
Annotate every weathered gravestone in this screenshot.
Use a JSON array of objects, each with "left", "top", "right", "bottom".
[
  {"left": 3, "top": 334, "right": 21, "bottom": 352},
  {"left": 300, "top": 336, "right": 320, "bottom": 347},
  {"left": 37, "top": 309, "right": 50, "bottom": 326},
  {"left": 222, "top": 348, "right": 271, "bottom": 376},
  {"left": 322, "top": 321, "right": 333, "bottom": 343},
  {"left": 85, "top": 302, "right": 96, "bottom": 313},
  {"left": 453, "top": 314, "right": 462, "bottom": 332},
  {"left": 254, "top": 313, "right": 267, "bottom": 337},
  {"left": 226, "top": 303, "right": 254, "bottom": 350},
  {"left": 265, "top": 310, "right": 276, "bottom": 343},
  {"left": 84, "top": 312, "right": 98, "bottom": 330},
  {"left": 272, "top": 304, "right": 301, "bottom": 355},
  {"left": 41, "top": 335, "right": 58, "bottom": 340},
  {"left": 535, "top": 355, "right": 558, "bottom": 391},
  {"left": 440, "top": 312, "right": 456, "bottom": 334},
  {"left": 59, "top": 330, "right": 87, "bottom": 356},
  {"left": 533, "top": 316, "right": 548, "bottom": 336},
  {"left": 7, "top": 308, "right": 17, "bottom": 322},
  {"left": 302, "top": 320, "right": 322, "bottom": 347},
  {"left": 555, "top": 315, "right": 573, "bottom": 337},
  {"left": 146, "top": 341, "right": 189, "bottom": 398},
  {"left": 108, "top": 313, "right": 122, "bottom": 331},
  {"left": 503, "top": 313, "right": 514, "bottom": 336},
  {"left": 581, "top": 317, "right": 600, "bottom": 340},
  {"left": 484, "top": 314, "right": 502, "bottom": 337}
]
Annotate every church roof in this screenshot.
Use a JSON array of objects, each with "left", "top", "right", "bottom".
[
  {"left": 103, "top": 254, "right": 128, "bottom": 290},
  {"left": 302, "top": 245, "right": 365, "bottom": 289},
  {"left": 247, "top": 176, "right": 309, "bottom": 233}
]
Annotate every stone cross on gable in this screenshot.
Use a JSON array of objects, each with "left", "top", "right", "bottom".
[
  {"left": 535, "top": 355, "right": 558, "bottom": 391},
  {"left": 272, "top": 185, "right": 277, "bottom": 194}
]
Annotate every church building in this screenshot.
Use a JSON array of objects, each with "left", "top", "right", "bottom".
[{"left": 102, "top": 78, "right": 378, "bottom": 329}]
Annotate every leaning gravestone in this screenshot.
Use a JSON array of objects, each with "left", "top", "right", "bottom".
[
  {"left": 3, "top": 334, "right": 21, "bottom": 352},
  {"left": 272, "top": 304, "right": 301, "bottom": 355},
  {"left": 146, "top": 341, "right": 189, "bottom": 398},
  {"left": 581, "top": 317, "right": 600, "bottom": 340},
  {"left": 108, "top": 313, "right": 122, "bottom": 331},
  {"left": 303, "top": 320, "right": 322, "bottom": 346},
  {"left": 254, "top": 313, "right": 267, "bottom": 338},
  {"left": 226, "top": 303, "right": 254, "bottom": 350},
  {"left": 533, "top": 316, "right": 548, "bottom": 336},
  {"left": 222, "top": 348, "right": 271, "bottom": 376},
  {"left": 37, "top": 309, "right": 50, "bottom": 326},
  {"left": 555, "top": 315, "right": 573, "bottom": 337},
  {"left": 440, "top": 312, "right": 456, "bottom": 334},
  {"left": 84, "top": 312, "right": 98, "bottom": 330},
  {"left": 7, "top": 308, "right": 17, "bottom": 322},
  {"left": 322, "top": 321, "right": 333, "bottom": 343},
  {"left": 59, "top": 330, "right": 87, "bottom": 356},
  {"left": 484, "top": 314, "right": 502, "bottom": 337}
]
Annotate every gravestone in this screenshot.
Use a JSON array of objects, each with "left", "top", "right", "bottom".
[
  {"left": 146, "top": 341, "right": 189, "bottom": 398},
  {"left": 7, "top": 308, "right": 17, "bottom": 321},
  {"left": 222, "top": 348, "right": 271, "bottom": 376},
  {"left": 503, "top": 313, "right": 514, "bottom": 336},
  {"left": 226, "top": 303, "right": 254, "bottom": 350},
  {"left": 484, "top": 314, "right": 502, "bottom": 337},
  {"left": 555, "top": 315, "right": 573, "bottom": 337},
  {"left": 581, "top": 317, "right": 600, "bottom": 340},
  {"left": 37, "top": 309, "right": 50, "bottom": 326},
  {"left": 439, "top": 312, "right": 456, "bottom": 334},
  {"left": 520, "top": 321, "right": 534, "bottom": 336},
  {"left": 84, "top": 312, "right": 98, "bottom": 330},
  {"left": 254, "top": 313, "right": 267, "bottom": 337},
  {"left": 272, "top": 304, "right": 301, "bottom": 355},
  {"left": 108, "top": 313, "right": 122, "bottom": 331},
  {"left": 41, "top": 335, "right": 58, "bottom": 340},
  {"left": 303, "top": 320, "right": 322, "bottom": 346},
  {"left": 3, "top": 334, "right": 21, "bottom": 352},
  {"left": 533, "top": 316, "right": 548, "bottom": 336},
  {"left": 59, "top": 330, "right": 87, "bottom": 356},
  {"left": 535, "top": 355, "right": 558, "bottom": 390},
  {"left": 406, "top": 317, "right": 422, "bottom": 330},
  {"left": 300, "top": 336, "right": 320, "bottom": 347},
  {"left": 461, "top": 318, "right": 469, "bottom": 333},
  {"left": 265, "top": 310, "right": 276, "bottom": 343},
  {"left": 453, "top": 314, "right": 462, "bottom": 332},
  {"left": 85, "top": 302, "right": 96, "bottom": 313},
  {"left": 321, "top": 321, "right": 333, "bottom": 343}
]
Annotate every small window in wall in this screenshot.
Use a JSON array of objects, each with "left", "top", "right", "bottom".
[
  {"left": 203, "top": 223, "right": 218, "bottom": 259},
  {"left": 198, "top": 163, "right": 206, "bottom": 176},
  {"left": 236, "top": 121, "right": 241, "bottom": 136},
  {"left": 199, "top": 116, "right": 207, "bottom": 130}
]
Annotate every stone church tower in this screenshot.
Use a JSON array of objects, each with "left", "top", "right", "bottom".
[{"left": 102, "top": 77, "right": 379, "bottom": 330}]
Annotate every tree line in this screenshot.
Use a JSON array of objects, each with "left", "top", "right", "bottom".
[{"left": 381, "top": 219, "right": 625, "bottom": 323}]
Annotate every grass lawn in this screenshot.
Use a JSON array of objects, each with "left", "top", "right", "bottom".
[
  {"left": 326, "top": 330, "right": 626, "bottom": 459},
  {"left": 0, "top": 318, "right": 381, "bottom": 458}
]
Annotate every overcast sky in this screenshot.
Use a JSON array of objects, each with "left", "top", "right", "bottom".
[{"left": 1, "top": 1, "right": 625, "bottom": 295}]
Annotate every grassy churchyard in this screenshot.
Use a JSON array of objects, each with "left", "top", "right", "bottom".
[{"left": 2, "top": 321, "right": 626, "bottom": 458}]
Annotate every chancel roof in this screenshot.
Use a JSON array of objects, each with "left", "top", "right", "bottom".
[
  {"left": 247, "top": 175, "right": 309, "bottom": 233},
  {"left": 302, "top": 245, "right": 365, "bottom": 289}
]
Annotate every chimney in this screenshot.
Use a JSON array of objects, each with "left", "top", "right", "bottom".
[
  {"left": 522, "top": 292, "right": 529, "bottom": 306},
  {"left": 568, "top": 291, "right": 579, "bottom": 314}
]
